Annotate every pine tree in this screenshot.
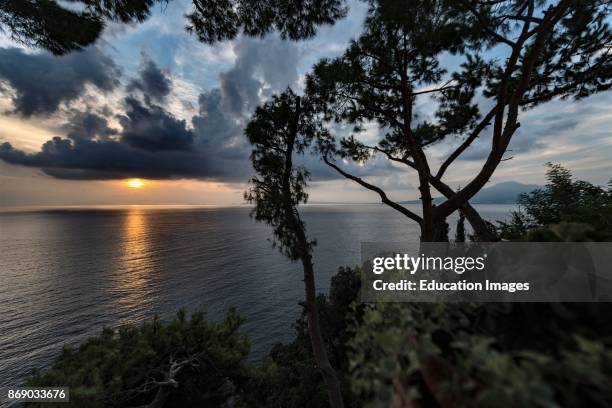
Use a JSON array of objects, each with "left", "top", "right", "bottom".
[
  {"left": 305, "top": 0, "right": 611, "bottom": 242},
  {"left": 244, "top": 90, "right": 344, "bottom": 407}
]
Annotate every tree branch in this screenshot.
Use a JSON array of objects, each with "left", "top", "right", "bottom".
[
  {"left": 435, "top": 106, "right": 497, "bottom": 180},
  {"left": 411, "top": 79, "right": 458, "bottom": 96},
  {"left": 434, "top": 0, "right": 573, "bottom": 221},
  {"left": 364, "top": 145, "right": 417, "bottom": 169},
  {"left": 322, "top": 156, "right": 423, "bottom": 225},
  {"left": 457, "top": 0, "right": 517, "bottom": 47}
]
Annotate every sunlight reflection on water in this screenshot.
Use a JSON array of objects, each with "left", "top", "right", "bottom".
[{"left": 114, "top": 209, "right": 155, "bottom": 319}]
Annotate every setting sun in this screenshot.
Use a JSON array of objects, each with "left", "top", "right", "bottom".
[{"left": 127, "top": 179, "right": 144, "bottom": 188}]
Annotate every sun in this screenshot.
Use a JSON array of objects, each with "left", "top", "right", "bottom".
[{"left": 127, "top": 179, "right": 145, "bottom": 188}]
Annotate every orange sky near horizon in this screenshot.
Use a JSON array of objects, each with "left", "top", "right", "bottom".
[{"left": 0, "top": 162, "right": 248, "bottom": 207}]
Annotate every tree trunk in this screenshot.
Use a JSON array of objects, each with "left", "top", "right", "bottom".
[
  {"left": 281, "top": 96, "right": 344, "bottom": 408},
  {"left": 419, "top": 213, "right": 449, "bottom": 242},
  {"left": 435, "top": 1, "right": 569, "bottom": 222},
  {"left": 301, "top": 253, "right": 345, "bottom": 408},
  {"left": 429, "top": 178, "right": 498, "bottom": 242}
]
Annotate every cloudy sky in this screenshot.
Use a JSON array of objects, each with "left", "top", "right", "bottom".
[{"left": 0, "top": 1, "right": 610, "bottom": 207}]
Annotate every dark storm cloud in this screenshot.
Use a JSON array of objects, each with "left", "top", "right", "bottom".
[
  {"left": 0, "top": 37, "right": 397, "bottom": 183},
  {"left": 187, "top": 36, "right": 303, "bottom": 179},
  {"left": 127, "top": 58, "right": 172, "bottom": 103},
  {"left": 219, "top": 37, "right": 300, "bottom": 115},
  {"left": 0, "top": 137, "right": 216, "bottom": 180},
  {"left": 0, "top": 47, "right": 120, "bottom": 117},
  {"left": 219, "top": 62, "right": 260, "bottom": 116},
  {"left": 0, "top": 38, "right": 303, "bottom": 181},
  {"left": 0, "top": 55, "right": 199, "bottom": 179},
  {"left": 62, "top": 111, "right": 118, "bottom": 142},
  {"left": 0, "top": 56, "right": 203, "bottom": 179},
  {"left": 119, "top": 97, "right": 194, "bottom": 151},
  {"left": 192, "top": 89, "right": 244, "bottom": 160}
]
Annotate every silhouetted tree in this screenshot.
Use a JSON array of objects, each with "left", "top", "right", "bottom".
[
  {"left": 249, "top": 266, "right": 362, "bottom": 407},
  {"left": 0, "top": 0, "right": 159, "bottom": 55},
  {"left": 432, "top": 0, "right": 611, "bottom": 226},
  {"left": 244, "top": 89, "right": 344, "bottom": 407},
  {"left": 1, "top": 0, "right": 348, "bottom": 55},
  {"left": 306, "top": 0, "right": 611, "bottom": 242},
  {"left": 28, "top": 309, "right": 252, "bottom": 407},
  {"left": 498, "top": 163, "right": 612, "bottom": 240},
  {"left": 186, "top": 0, "right": 347, "bottom": 43},
  {"left": 308, "top": 0, "right": 490, "bottom": 241}
]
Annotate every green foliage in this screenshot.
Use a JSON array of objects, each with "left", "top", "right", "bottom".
[
  {"left": 244, "top": 89, "right": 324, "bottom": 260},
  {"left": 519, "top": 0, "right": 612, "bottom": 106},
  {"left": 27, "top": 309, "right": 252, "bottom": 407},
  {"left": 0, "top": 0, "right": 158, "bottom": 55},
  {"left": 437, "top": 218, "right": 450, "bottom": 242},
  {"left": 306, "top": 0, "right": 482, "bottom": 160},
  {"left": 306, "top": 0, "right": 611, "bottom": 165},
  {"left": 1, "top": 0, "right": 348, "bottom": 56},
  {"left": 349, "top": 302, "right": 612, "bottom": 407},
  {"left": 349, "top": 164, "right": 612, "bottom": 407},
  {"left": 185, "top": 0, "right": 347, "bottom": 44},
  {"left": 498, "top": 163, "right": 612, "bottom": 240},
  {"left": 250, "top": 266, "right": 362, "bottom": 407}
]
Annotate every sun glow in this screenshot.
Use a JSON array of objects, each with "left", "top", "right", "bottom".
[{"left": 127, "top": 179, "right": 145, "bottom": 188}]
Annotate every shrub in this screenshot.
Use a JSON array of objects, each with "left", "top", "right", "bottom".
[
  {"left": 498, "top": 163, "right": 612, "bottom": 241},
  {"left": 350, "top": 165, "right": 612, "bottom": 407},
  {"left": 27, "top": 309, "right": 251, "bottom": 407},
  {"left": 248, "top": 266, "right": 362, "bottom": 407},
  {"left": 25, "top": 268, "right": 363, "bottom": 408},
  {"left": 349, "top": 301, "right": 612, "bottom": 407}
]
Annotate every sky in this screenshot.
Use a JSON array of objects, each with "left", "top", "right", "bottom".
[{"left": 0, "top": 1, "right": 610, "bottom": 207}]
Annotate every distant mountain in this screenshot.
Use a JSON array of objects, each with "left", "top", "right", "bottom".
[{"left": 399, "top": 181, "right": 540, "bottom": 204}]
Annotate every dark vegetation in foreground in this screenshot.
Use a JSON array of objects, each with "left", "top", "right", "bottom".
[
  {"left": 28, "top": 165, "right": 612, "bottom": 407},
  {"left": 26, "top": 268, "right": 360, "bottom": 408}
]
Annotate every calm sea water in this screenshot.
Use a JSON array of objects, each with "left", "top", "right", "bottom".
[{"left": 0, "top": 204, "right": 515, "bottom": 389}]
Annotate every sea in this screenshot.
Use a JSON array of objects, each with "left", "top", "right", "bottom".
[{"left": 0, "top": 204, "right": 516, "bottom": 389}]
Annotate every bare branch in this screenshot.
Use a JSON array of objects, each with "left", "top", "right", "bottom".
[
  {"left": 498, "top": 14, "right": 543, "bottom": 24},
  {"left": 364, "top": 145, "right": 417, "bottom": 169},
  {"left": 322, "top": 156, "right": 423, "bottom": 225},
  {"left": 411, "top": 80, "right": 458, "bottom": 96},
  {"left": 435, "top": 106, "right": 497, "bottom": 180}
]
